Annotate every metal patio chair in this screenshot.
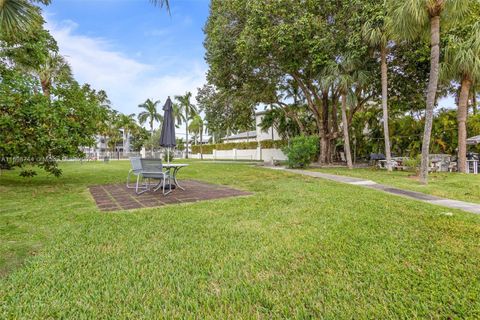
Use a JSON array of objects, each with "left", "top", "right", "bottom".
[{"left": 127, "top": 157, "right": 172, "bottom": 195}]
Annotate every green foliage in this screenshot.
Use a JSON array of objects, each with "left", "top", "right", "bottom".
[
  {"left": 162, "top": 149, "right": 175, "bottom": 162},
  {"left": 129, "top": 127, "right": 150, "bottom": 152},
  {"left": 0, "top": 5, "right": 115, "bottom": 177},
  {"left": 188, "top": 114, "right": 204, "bottom": 140},
  {"left": 403, "top": 155, "right": 422, "bottom": 172},
  {"left": 283, "top": 136, "right": 319, "bottom": 169},
  {"left": 0, "top": 65, "right": 106, "bottom": 177},
  {"left": 175, "top": 138, "right": 185, "bottom": 151},
  {"left": 348, "top": 106, "right": 480, "bottom": 161},
  {"left": 259, "top": 139, "right": 287, "bottom": 149},
  {"left": 143, "top": 129, "right": 162, "bottom": 152},
  {"left": 137, "top": 99, "right": 162, "bottom": 133},
  {"left": 0, "top": 0, "right": 50, "bottom": 38}
]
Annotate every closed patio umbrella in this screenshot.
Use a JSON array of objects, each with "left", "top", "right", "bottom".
[{"left": 159, "top": 96, "right": 176, "bottom": 163}]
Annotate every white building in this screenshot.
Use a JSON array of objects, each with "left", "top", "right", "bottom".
[
  {"left": 222, "top": 130, "right": 257, "bottom": 143},
  {"left": 82, "top": 129, "right": 133, "bottom": 159},
  {"left": 222, "top": 111, "right": 281, "bottom": 143}
]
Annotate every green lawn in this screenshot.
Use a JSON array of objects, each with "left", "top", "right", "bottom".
[
  {"left": 1, "top": 161, "right": 480, "bottom": 318},
  {"left": 310, "top": 167, "right": 480, "bottom": 204}
]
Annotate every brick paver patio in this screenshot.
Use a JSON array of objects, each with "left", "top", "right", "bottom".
[{"left": 89, "top": 180, "right": 252, "bottom": 211}]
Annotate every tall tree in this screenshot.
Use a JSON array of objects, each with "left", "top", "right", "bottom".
[
  {"left": 104, "top": 110, "right": 122, "bottom": 154},
  {"left": 205, "top": 0, "right": 378, "bottom": 164},
  {"left": 188, "top": 114, "right": 205, "bottom": 159},
  {"left": 390, "top": 0, "right": 470, "bottom": 184},
  {"left": 172, "top": 102, "right": 186, "bottom": 128},
  {"left": 36, "top": 52, "right": 73, "bottom": 97},
  {"left": 442, "top": 19, "right": 480, "bottom": 172},
  {"left": 138, "top": 99, "right": 162, "bottom": 155},
  {"left": 0, "top": 0, "right": 49, "bottom": 37},
  {"left": 174, "top": 92, "right": 197, "bottom": 158},
  {"left": 118, "top": 113, "right": 138, "bottom": 154},
  {"left": 362, "top": 5, "right": 393, "bottom": 171}
]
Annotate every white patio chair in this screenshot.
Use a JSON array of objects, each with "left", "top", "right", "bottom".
[{"left": 127, "top": 157, "right": 172, "bottom": 195}]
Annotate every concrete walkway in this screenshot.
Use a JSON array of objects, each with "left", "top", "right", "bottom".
[{"left": 267, "top": 167, "right": 480, "bottom": 215}]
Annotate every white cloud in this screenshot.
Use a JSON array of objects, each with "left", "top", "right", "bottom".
[{"left": 45, "top": 17, "right": 207, "bottom": 126}]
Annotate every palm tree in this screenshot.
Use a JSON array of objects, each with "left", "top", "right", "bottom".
[
  {"left": 389, "top": 0, "right": 470, "bottom": 184},
  {"left": 175, "top": 92, "right": 198, "bottom": 158},
  {"left": 172, "top": 102, "right": 186, "bottom": 128},
  {"left": 340, "top": 88, "right": 353, "bottom": 169},
  {"left": 36, "top": 52, "right": 73, "bottom": 97},
  {"left": 362, "top": 6, "right": 393, "bottom": 171},
  {"left": 188, "top": 114, "right": 205, "bottom": 159},
  {"left": 138, "top": 99, "right": 163, "bottom": 155},
  {"left": 442, "top": 22, "right": 480, "bottom": 173},
  {"left": 150, "top": 0, "right": 169, "bottom": 11},
  {"left": 102, "top": 110, "right": 122, "bottom": 156},
  {"left": 1, "top": 0, "right": 165, "bottom": 37},
  {"left": 118, "top": 113, "right": 138, "bottom": 155},
  {"left": 0, "top": 0, "right": 47, "bottom": 36},
  {"left": 325, "top": 54, "right": 370, "bottom": 169}
]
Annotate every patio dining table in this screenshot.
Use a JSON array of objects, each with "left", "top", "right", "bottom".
[{"left": 162, "top": 163, "right": 189, "bottom": 190}]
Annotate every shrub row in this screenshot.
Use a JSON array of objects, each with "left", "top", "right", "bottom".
[{"left": 191, "top": 140, "right": 287, "bottom": 154}]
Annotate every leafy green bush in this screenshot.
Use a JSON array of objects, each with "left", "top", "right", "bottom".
[
  {"left": 260, "top": 140, "right": 288, "bottom": 149},
  {"left": 163, "top": 149, "right": 175, "bottom": 162},
  {"left": 403, "top": 155, "right": 421, "bottom": 173},
  {"left": 282, "top": 136, "right": 319, "bottom": 168},
  {"left": 191, "top": 141, "right": 257, "bottom": 153},
  {"left": 0, "top": 67, "right": 104, "bottom": 177}
]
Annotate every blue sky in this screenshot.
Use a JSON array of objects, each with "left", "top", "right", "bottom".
[{"left": 43, "top": 0, "right": 210, "bottom": 129}]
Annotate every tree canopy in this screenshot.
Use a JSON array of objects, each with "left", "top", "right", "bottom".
[{"left": 203, "top": 0, "right": 480, "bottom": 176}]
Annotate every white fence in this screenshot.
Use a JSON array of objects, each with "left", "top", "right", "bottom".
[{"left": 189, "top": 148, "right": 287, "bottom": 162}]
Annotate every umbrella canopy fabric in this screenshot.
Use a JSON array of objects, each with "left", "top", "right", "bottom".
[
  {"left": 159, "top": 97, "right": 177, "bottom": 148},
  {"left": 467, "top": 135, "right": 480, "bottom": 145}
]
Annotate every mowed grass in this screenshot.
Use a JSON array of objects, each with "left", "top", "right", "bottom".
[
  {"left": 1, "top": 161, "right": 480, "bottom": 318},
  {"left": 311, "top": 167, "right": 480, "bottom": 204}
]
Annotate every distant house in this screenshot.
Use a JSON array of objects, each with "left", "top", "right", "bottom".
[
  {"left": 189, "top": 137, "right": 210, "bottom": 146},
  {"left": 222, "top": 110, "right": 281, "bottom": 143},
  {"left": 82, "top": 129, "right": 133, "bottom": 158},
  {"left": 222, "top": 131, "right": 257, "bottom": 143}
]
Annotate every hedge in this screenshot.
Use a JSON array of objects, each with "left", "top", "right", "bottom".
[{"left": 191, "top": 140, "right": 287, "bottom": 154}]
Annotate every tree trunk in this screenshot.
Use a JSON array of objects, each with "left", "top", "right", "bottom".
[
  {"left": 123, "top": 130, "right": 127, "bottom": 156},
  {"left": 457, "top": 76, "right": 472, "bottom": 173},
  {"left": 341, "top": 91, "right": 353, "bottom": 169},
  {"left": 380, "top": 45, "right": 392, "bottom": 172},
  {"left": 41, "top": 79, "right": 50, "bottom": 97},
  {"left": 319, "top": 135, "right": 328, "bottom": 164},
  {"left": 322, "top": 91, "right": 332, "bottom": 164},
  {"left": 185, "top": 110, "right": 189, "bottom": 159},
  {"left": 150, "top": 120, "right": 154, "bottom": 157},
  {"left": 200, "top": 128, "right": 203, "bottom": 160},
  {"left": 419, "top": 15, "right": 441, "bottom": 184}
]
